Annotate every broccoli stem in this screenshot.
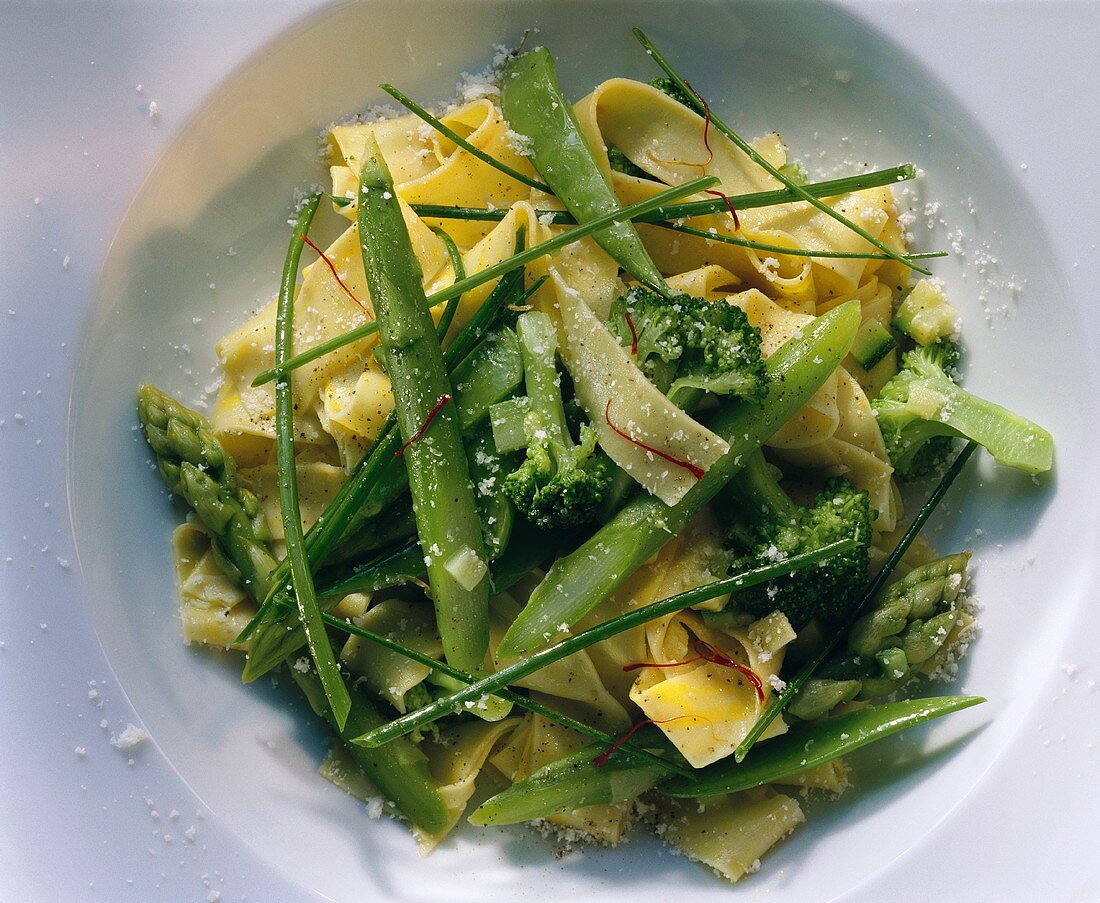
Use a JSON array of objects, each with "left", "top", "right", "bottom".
[
  {"left": 497, "top": 300, "right": 862, "bottom": 657},
  {"left": 727, "top": 449, "right": 799, "bottom": 524},
  {"left": 919, "top": 377, "right": 1052, "bottom": 475},
  {"left": 516, "top": 311, "right": 571, "bottom": 448}
]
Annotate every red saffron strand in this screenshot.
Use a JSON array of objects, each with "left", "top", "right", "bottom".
[
  {"left": 300, "top": 235, "right": 371, "bottom": 316},
  {"left": 704, "top": 188, "right": 741, "bottom": 231},
  {"left": 624, "top": 311, "right": 639, "bottom": 357},
  {"left": 593, "top": 716, "right": 691, "bottom": 768},
  {"left": 603, "top": 398, "right": 705, "bottom": 480},
  {"left": 622, "top": 640, "right": 766, "bottom": 704},
  {"left": 396, "top": 393, "right": 451, "bottom": 457}
]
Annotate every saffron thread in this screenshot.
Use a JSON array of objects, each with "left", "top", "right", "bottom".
[
  {"left": 603, "top": 398, "right": 705, "bottom": 480},
  {"left": 396, "top": 393, "right": 451, "bottom": 457},
  {"left": 593, "top": 716, "right": 691, "bottom": 768},
  {"left": 624, "top": 639, "right": 765, "bottom": 703},
  {"left": 624, "top": 311, "right": 639, "bottom": 357},
  {"left": 301, "top": 235, "right": 371, "bottom": 315}
]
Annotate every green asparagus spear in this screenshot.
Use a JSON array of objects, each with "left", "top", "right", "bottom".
[
  {"left": 137, "top": 385, "right": 449, "bottom": 831},
  {"left": 137, "top": 384, "right": 278, "bottom": 599},
  {"left": 497, "top": 299, "right": 862, "bottom": 657},
  {"left": 357, "top": 135, "right": 490, "bottom": 672},
  {"left": 274, "top": 192, "right": 351, "bottom": 729},
  {"left": 790, "top": 552, "right": 972, "bottom": 718},
  {"left": 500, "top": 46, "right": 668, "bottom": 292}
]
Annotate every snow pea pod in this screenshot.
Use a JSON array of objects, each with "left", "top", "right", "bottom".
[
  {"left": 500, "top": 47, "right": 667, "bottom": 292},
  {"left": 659, "top": 695, "right": 985, "bottom": 798}
]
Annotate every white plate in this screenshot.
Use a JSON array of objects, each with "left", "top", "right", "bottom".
[{"left": 3, "top": 2, "right": 1099, "bottom": 901}]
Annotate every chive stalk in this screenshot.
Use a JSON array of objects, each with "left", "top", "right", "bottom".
[
  {"left": 252, "top": 175, "right": 717, "bottom": 387},
  {"left": 354, "top": 164, "right": 919, "bottom": 224},
  {"left": 380, "top": 83, "right": 552, "bottom": 193},
  {"left": 273, "top": 192, "right": 351, "bottom": 729},
  {"left": 632, "top": 28, "right": 932, "bottom": 276},
  {"left": 352, "top": 538, "right": 858, "bottom": 748}
]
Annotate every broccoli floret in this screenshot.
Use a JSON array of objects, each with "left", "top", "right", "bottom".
[
  {"left": 607, "top": 145, "right": 648, "bottom": 179},
  {"left": 502, "top": 311, "right": 612, "bottom": 530},
  {"left": 725, "top": 451, "right": 873, "bottom": 628},
  {"left": 650, "top": 76, "right": 697, "bottom": 109},
  {"left": 872, "top": 342, "right": 1054, "bottom": 479},
  {"left": 607, "top": 285, "right": 768, "bottom": 410}
]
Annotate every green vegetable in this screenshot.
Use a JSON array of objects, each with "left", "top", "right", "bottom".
[
  {"left": 606, "top": 285, "right": 768, "bottom": 410},
  {"left": 257, "top": 175, "right": 716, "bottom": 386},
  {"left": 849, "top": 318, "right": 898, "bottom": 370},
  {"left": 357, "top": 136, "right": 490, "bottom": 672},
  {"left": 873, "top": 342, "right": 1054, "bottom": 478},
  {"left": 137, "top": 385, "right": 448, "bottom": 830},
  {"left": 306, "top": 607, "right": 692, "bottom": 777},
  {"left": 651, "top": 219, "right": 947, "bottom": 264},
  {"left": 352, "top": 537, "right": 858, "bottom": 748},
  {"left": 408, "top": 163, "right": 919, "bottom": 226},
  {"left": 724, "top": 451, "right": 873, "bottom": 628},
  {"left": 502, "top": 310, "right": 613, "bottom": 530},
  {"left": 239, "top": 244, "right": 531, "bottom": 679},
  {"left": 790, "top": 551, "right": 972, "bottom": 715},
  {"left": 468, "top": 424, "right": 516, "bottom": 558},
  {"left": 273, "top": 192, "right": 350, "bottom": 729},
  {"left": 892, "top": 279, "right": 959, "bottom": 345},
  {"left": 136, "top": 384, "right": 277, "bottom": 601},
  {"left": 497, "top": 299, "right": 862, "bottom": 657},
  {"left": 470, "top": 744, "right": 665, "bottom": 826},
  {"left": 733, "top": 440, "right": 978, "bottom": 761},
  {"left": 633, "top": 28, "right": 932, "bottom": 277},
  {"left": 381, "top": 83, "right": 552, "bottom": 193},
  {"left": 290, "top": 667, "right": 449, "bottom": 834},
  {"left": 500, "top": 46, "right": 667, "bottom": 292},
  {"left": 659, "top": 696, "right": 986, "bottom": 797}
]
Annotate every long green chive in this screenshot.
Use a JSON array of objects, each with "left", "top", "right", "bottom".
[
  {"left": 404, "top": 163, "right": 919, "bottom": 225},
  {"left": 314, "top": 611, "right": 694, "bottom": 778},
  {"left": 252, "top": 174, "right": 718, "bottom": 386},
  {"left": 633, "top": 28, "right": 932, "bottom": 277},
  {"left": 652, "top": 220, "right": 947, "bottom": 263},
  {"left": 273, "top": 192, "right": 351, "bottom": 730},
  {"left": 353, "top": 537, "right": 859, "bottom": 748},
  {"left": 429, "top": 226, "right": 465, "bottom": 343},
  {"left": 380, "top": 83, "right": 552, "bottom": 193},
  {"left": 732, "top": 440, "right": 979, "bottom": 762},
  {"left": 236, "top": 254, "right": 530, "bottom": 651}
]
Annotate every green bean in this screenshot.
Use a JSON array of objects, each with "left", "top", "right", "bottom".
[
  {"left": 497, "top": 299, "right": 862, "bottom": 658},
  {"left": 500, "top": 46, "right": 667, "bottom": 292},
  {"left": 357, "top": 135, "right": 490, "bottom": 672},
  {"left": 273, "top": 192, "right": 351, "bottom": 729},
  {"left": 659, "top": 696, "right": 985, "bottom": 797},
  {"left": 352, "top": 537, "right": 857, "bottom": 748}
]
